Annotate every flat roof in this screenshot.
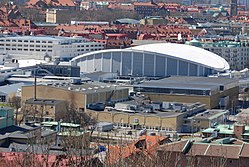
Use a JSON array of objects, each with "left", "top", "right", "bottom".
[
  {"left": 25, "top": 98, "right": 64, "bottom": 105},
  {"left": 107, "top": 109, "right": 184, "bottom": 118},
  {"left": 135, "top": 76, "right": 238, "bottom": 90},
  {"left": 192, "top": 110, "right": 228, "bottom": 120},
  {"left": 0, "top": 36, "right": 86, "bottom": 41},
  {"left": 47, "top": 82, "right": 126, "bottom": 94}
]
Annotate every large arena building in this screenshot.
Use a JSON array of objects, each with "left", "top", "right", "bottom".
[{"left": 71, "top": 43, "right": 230, "bottom": 77}]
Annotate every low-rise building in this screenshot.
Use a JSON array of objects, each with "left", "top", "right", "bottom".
[
  {"left": 87, "top": 101, "right": 206, "bottom": 132},
  {"left": 157, "top": 138, "right": 249, "bottom": 167},
  {"left": 24, "top": 98, "right": 68, "bottom": 122},
  {"left": 134, "top": 76, "right": 239, "bottom": 109},
  {"left": 22, "top": 82, "right": 129, "bottom": 110},
  {"left": 183, "top": 109, "right": 229, "bottom": 132},
  {"left": 202, "top": 124, "right": 249, "bottom": 142}
]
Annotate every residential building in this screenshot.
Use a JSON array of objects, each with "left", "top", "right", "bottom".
[
  {"left": 0, "top": 36, "right": 104, "bottom": 61},
  {"left": 187, "top": 40, "right": 249, "bottom": 70},
  {"left": 46, "top": 9, "right": 71, "bottom": 24},
  {"left": 24, "top": 98, "right": 68, "bottom": 122},
  {"left": 133, "top": 76, "right": 239, "bottom": 109},
  {"left": 157, "top": 138, "right": 249, "bottom": 167}
]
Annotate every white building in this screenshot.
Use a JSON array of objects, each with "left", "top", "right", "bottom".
[
  {"left": 71, "top": 43, "right": 229, "bottom": 77},
  {"left": 0, "top": 36, "right": 104, "bottom": 61}
]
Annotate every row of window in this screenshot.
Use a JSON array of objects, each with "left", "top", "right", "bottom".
[
  {"left": 2, "top": 44, "right": 53, "bottom": 48},
  {"left": 76, "top": 44, "right": 102, "bottom": 48},
  {"left": 1, "top": 39, "right": 53, "bottom": 43},
  {"left": 6, "top": 48, "right": 52, "bottom": 52}
]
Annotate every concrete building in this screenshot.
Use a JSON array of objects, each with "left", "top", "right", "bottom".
[
  {"left": 87, "top": 102, "right": 206, "bottom": 132},
  {"left": 134, "top": 76, "right": 239, "bottom": 109},
  {"left": 184, "top": 109, "right": 229, "bottom": 132},
  {"left": 21, "top": 83, "right": 129, "bottom": 110},
  {"left": 0, "top": 36, "right": 104, "bottom": 61},
  {"left": 46, "top": 9, "right": 71, "bottom": 24},
  {"left": 24, "top": 98, "right": 68, "bottom": 122},
  {"left": 71, "top": 43, "right": 229, "bottom": 77}
]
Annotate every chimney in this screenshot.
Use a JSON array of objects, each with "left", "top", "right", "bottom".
[{"left": 234, "top": 124, "right": 245, "bottom": 139}]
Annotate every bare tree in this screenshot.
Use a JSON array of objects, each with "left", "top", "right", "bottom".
[{"left": 9, "top": 96, "right": 21, "bottom": 125}]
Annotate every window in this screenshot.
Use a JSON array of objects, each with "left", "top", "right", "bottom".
[
  {"left": 18, "top": 40, "right": 22, "bottom": 42},
  {"left": 36, "top": 41, "right": 40, "bottom": 43},
  {"left": 42, "top": 41, "right": 46, "bottom": 43}
]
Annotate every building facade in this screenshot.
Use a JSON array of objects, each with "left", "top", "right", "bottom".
[
  {"left": 0, "top": 36, "right": 104, "bottom": 61},
  {"left": 186, "top": 40, "right": 249, "bottom": 70}
]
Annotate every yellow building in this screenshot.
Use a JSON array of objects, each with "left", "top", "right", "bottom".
[
  {"left": 24, "top": 98, "right": 68, "bottom": 122},
  {"left": 22, "top": 83, "right": 129, "bottom": 110},
  {"left": 86, "top": 102, "right": 206, "bottom": 132},
  {"left": 134, "top": 76, "right": 239, "bottom": 109}
]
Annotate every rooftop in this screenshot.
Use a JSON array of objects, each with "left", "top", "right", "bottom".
[
  {"left": 135, "top": 76, "right": 238, "bottom": 91},
  {"left": 192, "top": 109, "right": 228, "bottom": 120},
  {"left": 71, "top": 43, "right": 230, "bottom": 72},
  {"left": 25, "top": 98, "right": 64, "bottom": 106}
]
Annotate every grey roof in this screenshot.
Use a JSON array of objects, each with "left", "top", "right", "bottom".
[
  {"left": 34, "top": 82, "right": 127, "bottom": 94},
  {"left": 115, "top": 18, "right": 140, "bottom": 24},
  {"left": 135, "top": 76, "right": 238, "bottom": 90},
  {"left": 25, "top": 98, "right": 64, "bottom": 106},
  {"left": 191, "top": 109, "right": 228, "bottom": 120},
  {"left": 0, "top": 83, "right": 25, "bottom": 95},
  {"left": 132, "top": 40, "right": 167, "bottom": 46}
]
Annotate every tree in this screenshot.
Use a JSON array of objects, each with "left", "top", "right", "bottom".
[{"left": 9, "top": 96, "right": 21, "bottom": 125}]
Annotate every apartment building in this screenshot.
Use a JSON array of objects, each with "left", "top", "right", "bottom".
[{"left": 186, "top": 40, "right": 249, "bottom": 70}]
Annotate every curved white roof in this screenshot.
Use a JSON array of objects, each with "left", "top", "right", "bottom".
[
  {"left": 128, "top": 43, "right": 230, "bottom": 71},
  {"left": 71, "top": 43, "right": 230, "bottom": 71}
]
